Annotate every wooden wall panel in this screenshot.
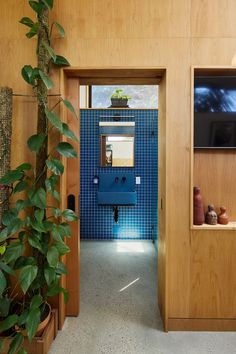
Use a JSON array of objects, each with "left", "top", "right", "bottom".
[
  {"left": 158, "top": 73, "right": 167, "bottom": 328},
  {"left": 54, "top": 0, "right": 191, "bottom": 39},
  {"left": 191, "top": 0, "right": 236, "bottom": 38},
  {"left": 194, "top": 150, "right": 236, "bottom": 220},
  {"left": 1, "top": 0, "right": 236, "bottom": 331},
  {"left": 64, "top": 78, "right": 80, "bottom": 317},
  {"left": 191, "top": 38, "right": 236, "bottom": 65},
  {"left": 190, "top": 231, "right": 236, "bottom": 318}
]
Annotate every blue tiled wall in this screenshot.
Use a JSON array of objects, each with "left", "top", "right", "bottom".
[{"left": 80, "top": 109, "right": 158, "bottom": 240}]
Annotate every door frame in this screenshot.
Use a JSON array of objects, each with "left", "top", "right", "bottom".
[{"left": 60, "top": 67, "right": 168, "bottom": 330}]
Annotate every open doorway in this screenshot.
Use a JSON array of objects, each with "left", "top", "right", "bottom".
[{"left": 60, "top": 68, "right": 167, "bottom": 330}]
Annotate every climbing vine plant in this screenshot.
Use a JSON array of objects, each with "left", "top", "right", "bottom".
[{"left": 0, "top": 1, "right": 78, "bottom": 353}]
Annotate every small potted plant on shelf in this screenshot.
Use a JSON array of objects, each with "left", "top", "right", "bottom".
[{"left": 110, "top": 89, "right": 131, "bottom": 107}]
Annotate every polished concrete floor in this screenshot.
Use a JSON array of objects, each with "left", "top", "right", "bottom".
[{"left": 50, "top": 241, "right": 236, "bottom": 354}]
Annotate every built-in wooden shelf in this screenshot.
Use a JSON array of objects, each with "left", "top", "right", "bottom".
[{"left": 192, "top": 221, "right": 236, "bottom": 230}]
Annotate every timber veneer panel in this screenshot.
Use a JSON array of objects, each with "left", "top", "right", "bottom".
[
  {"left": 54, "top": 0, "right": 191, "bottom": 39},
  {"left": 190, "top": 231, "right": 236, "bottom": 318},
  {"left": 191, "top": 0, "right": 236, "bottom": 38},
  {"left": 194, "top": 150, "right": 236, "bottom": 220}
]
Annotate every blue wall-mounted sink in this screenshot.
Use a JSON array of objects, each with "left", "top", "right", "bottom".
[
  {"left": 97, "top": 191, "right": 137, "bottom": 206},
  {"left": 97, "top": 173, "right": 137, "bottom": 206}
]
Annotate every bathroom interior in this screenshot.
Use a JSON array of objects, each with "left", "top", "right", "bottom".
[{"left": 78, "top": 84, "right": 159, "bottom": 319}]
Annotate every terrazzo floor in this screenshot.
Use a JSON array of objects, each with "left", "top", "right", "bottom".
[{"left": 50, "top": 241, "right": 236, "bottom": 354}]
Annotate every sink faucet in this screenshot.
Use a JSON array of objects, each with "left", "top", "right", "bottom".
[{"left": 121, "top": 176, "right": 126, "bottom": 183}]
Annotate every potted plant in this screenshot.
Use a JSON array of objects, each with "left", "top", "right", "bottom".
[
  {"left": 110, "top": 89, "right": 131, "bottom": 107},
  {"left": 0, "top": 0, "right": 78, "bottom": 353}
]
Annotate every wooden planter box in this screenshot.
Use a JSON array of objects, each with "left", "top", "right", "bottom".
[{"left": 1, "top": 309, "right": 58, "bottom": 354}]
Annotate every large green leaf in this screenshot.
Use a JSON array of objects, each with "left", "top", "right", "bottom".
[
  {"left": 52, "top": 189, "right": 60, "bottom": 202},
  {"left": 0, "top": 314, "right": 18, "bottom": 332},
  {"left": 26, "top": 308, "right": 41, "bottom": 343},
  {"left": 43, "top": 41, "right": 56, "bottom": 61},
  {"left": 27, "top": 133, "right": 46, "bottom": 152},
  {"left": 51, "top": 225, "right": 64, "bottom": 242},
  {"left": 0, "top": 169, "right": 23, "bottom": 185},
  {"left": 45, "top": 108, "right": 62, "bottom": 131},
  {"left": 0, "top": 297, "right": 11, "bottom": 317},
  {"left": 16, "top": 163, "right": 32, "bottom": 171},
  {"left": 21, "top": 65, "right": 34, "bottom": 85},
  {"left": 62, "top": 99, "right": 77, "bottom": 116},
  {"left": 29, "top": 1, "right": 44, "bottom": 14},
  {"left": 29, "top": 188, "right": 46, "bottom": 209},
  {"left": 62, "top": 209, "right": 78, "bottom": 221},
  {"left": 18, "top": 309, "right": 29, "bottom": 326},
  {"left": 52, "top": 208, "right": 61, "bottom": 218},
  {"left": 43, "top": 220, "right": 54, "bottom": 232},
  {"left": 56, "top": 142, "right": 77, "bottom": 158},
  {"left": 30, "top": 294, "right": 43, "bottom": 310},
  {"left": 56, "top": 262, "right": 68, "bottom": 275},
  {"left": 53, "top": 55, "right": 70, "bottom": 66},
  {"left": 45, "top": 175, "right": 58, "bottom": 192},
  {"left": 47, "top": 246, "right": 59, "bottom": 268},
  {"left": 35, "top": 209, "right": 44, "bottom": 223},
  {"left": 0, "top": 228, "right": 8, "bottom": 243},
  {"left": 41, "top": 0, "right": 54, "bottom": 9},
  {"left": 39, "top": 70, "right": 54, "bottom": 89},
  {"left": 0, "top": 261, "right": 14, "bottom": 275},
  {"left": 28, "top": 235, "right": 44, "bottom": 254},
  {"left": 15, "top": 200, "right": 26, "bottom": 213},
  {"left": 19, "top": 17, "right": 34, "bottom": 28},
  {"left": 8, "top": 332, "right": 24, "bottom": 354},
  {"left": 0, "top": 245, "right": 6, "bottom": 256},
  {"left": 44, "top": 266, "right": 56, "bottom": 286},
  {"left": 46, "top": 158, "right": 64, "bottom": 175},
  {"left": 7, "top": 218, "right": 23, "bottom": 236},
  {"left": 13, "top": 181, "right": 28, "bottom": 194},
  {"left": 26, "top": 23, "right": 39, "bottom": 38},
  {"left": 47, "top": 285, "right": 68, "bottom": 303},
  {"left": 0, "top": 270, "right": 6, "bottom": 296},
  {"left": 14, "top": 256, "right": 36, "bottom": 270},
  {"left": 53, "top": 21, "right": 65, "bottom": 37},
  {"left": 62, "top": 123, "right": 79, "bottom": 142},
  {"left": 2, "top": 209, "right": 18, "bottom": 226},
  {"left": 4, "top": 242, "right": 24, "bottom": 264},
  {"left": 54, "top": 241, "right": 70, "bottom": 256},
  {"left": 59, "top": 223, "right": 71, "bottom": 237},
  {"left": 19, "top": 265, "right": 38, "bottom": 294}
]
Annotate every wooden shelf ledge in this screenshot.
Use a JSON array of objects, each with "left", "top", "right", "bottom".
[{"left": 192, "top": 221, "right": 236, "bottom": 230}]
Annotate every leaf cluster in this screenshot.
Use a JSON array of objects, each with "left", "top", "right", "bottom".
[
  {"left": 0, "top": 1, "right": 78, "bottom": 353},
  {"left": 110, "top": 89, "right": 132, "bottom": 100}
]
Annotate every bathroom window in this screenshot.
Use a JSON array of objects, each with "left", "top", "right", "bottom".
[{"left": 87, "top": 85, "right": 158, "bottom": 109}]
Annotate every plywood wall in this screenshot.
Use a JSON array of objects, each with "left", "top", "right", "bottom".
[{"left": 1, "top": 0, "right": 236, "bottom": 329}]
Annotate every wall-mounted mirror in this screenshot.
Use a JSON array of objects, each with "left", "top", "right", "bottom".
[{"left": 100, "top": 135, "right": 134, "bottom": 167}]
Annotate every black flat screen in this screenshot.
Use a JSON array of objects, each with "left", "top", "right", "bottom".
[{"left": 194, "top": 76, "right": 236, "bottom": 148}]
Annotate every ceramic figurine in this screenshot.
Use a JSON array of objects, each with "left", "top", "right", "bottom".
[
  {"left": 218, "top": 206, "right": 229, "bottom": 225},
  {"left": 205, "top": 204, "right": 217, "bottom": 225},
  {"left": 193, "top": 186, "right": 205, "bottom": 225}
]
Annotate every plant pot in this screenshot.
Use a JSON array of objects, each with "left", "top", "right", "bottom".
[
  {"left": 20, "top": 302, "right": 51, "bottom": 337},
  {"left": 1, "top": 309, "right": 58, "bottom": 354},
  {"left": 36, "top": 302, "right": 52, "bottom": 337},
  {"left": 111, "top": 98, "right": 128, "bottom": 107}
]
